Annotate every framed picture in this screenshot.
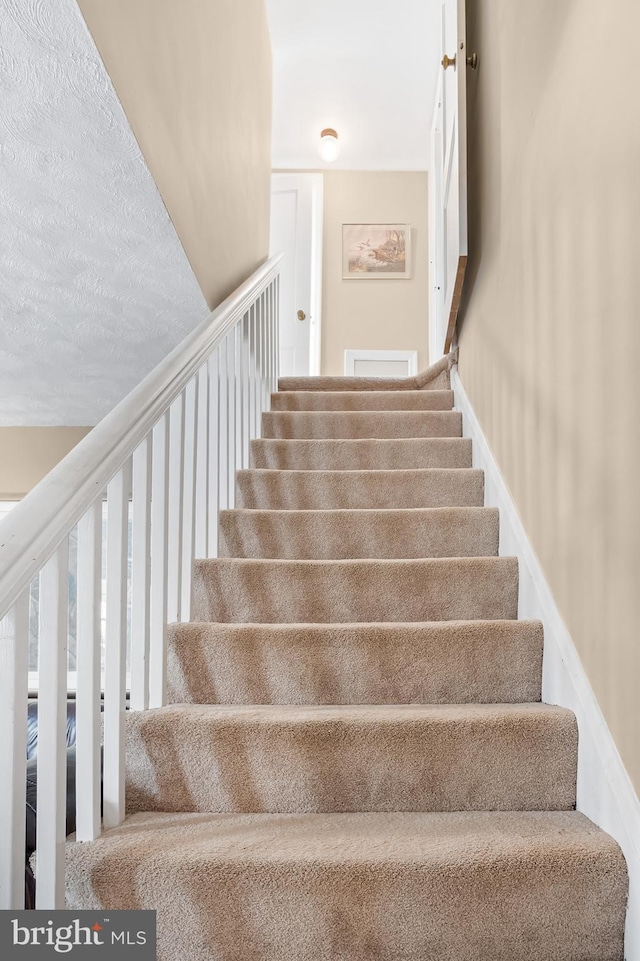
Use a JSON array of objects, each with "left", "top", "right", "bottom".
[{"left": 342, "top": 223, "right": 411, "bottom": 279}]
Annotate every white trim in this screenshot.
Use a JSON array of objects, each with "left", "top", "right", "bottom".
[
  {"left": 309, "top": 175, "right": 324, "bottom": 377},
  {"left": 344, "top": 349, "right": 418, "bottom": 377},
  {"left": 270, "top": 173, "right": 323, "bottom": 377},
  {"left": 428, "top": 71, "right": 444, "bottom": 365},
  {"left": 452, "top": 366, "right": 640, "bottom": 959}
]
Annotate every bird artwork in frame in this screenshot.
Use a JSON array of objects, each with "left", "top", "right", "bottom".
[{"left": 342, "top": 223, "right": 411, "bottom": 279}]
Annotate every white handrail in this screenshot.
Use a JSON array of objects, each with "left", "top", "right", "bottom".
[
  {"left": 0, "top": 254, "right": 282, "bottom": 619},
  {"left": 0, "top": 254, "right": 281, "bottom": 910}
]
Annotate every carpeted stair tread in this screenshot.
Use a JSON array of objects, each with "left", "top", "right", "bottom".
[
  {"left": 235, "top": 467, "right": 484, "bottom": 509},
  {"left": 277, "top": 354, "right": 454, "bottom": 393},
  {"left": 65, "top": 810, "right": 627, "bottom": 961},
  {"left": 166, "top": 620, "right": 544, "bottom": 705},
  {"left": 218, "top": 507, "right": 499, "bottom": 559},
  {"left": 262, "top": 409, "right": 463, "bottom": 440},
  {"left": 270, "top": 389, "right": 455, "bottom": 411},
  {"left": 124, "top": 703, "right": 577, "bottom": 814},
  {"left": 250, "top": 437, "right": 473, "bottom": 470},
  {"left": 165, "top": 619, "right": 543, "bottom": 705},
  {"left": 278, "top": 371, "right": 450, "bottom": 391},
  {"left": 193, "top": 556, "right": 519, "bottom": 623}
]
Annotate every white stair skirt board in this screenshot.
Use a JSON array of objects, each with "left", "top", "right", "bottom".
[
  {"left": 452, "top": 366, "right": 640, "bottom": 958},
  {"left": 344, "top": 349, "right": 418, "bottom": 378}
]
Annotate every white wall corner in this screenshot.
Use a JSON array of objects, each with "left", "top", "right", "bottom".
[{"left": 451, "top": 366, "right": 640, "bottom": 960}]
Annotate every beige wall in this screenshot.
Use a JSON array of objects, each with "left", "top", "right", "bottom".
[
  {"left": 458, "top": 0, "right": 640, "bottom": 788},
  {"left": 320, "top": 172, "right": 429, "bottom": 375},
  {"left": 78, "top": 0, "right": 272, "bottom": 310},
  {"left": 0, "top": 428, "right": 92, "bottom": 498}
]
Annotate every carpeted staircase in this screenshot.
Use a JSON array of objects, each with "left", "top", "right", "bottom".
[{"left": 66, "top": 357, "right": 628, "bottom": 960}]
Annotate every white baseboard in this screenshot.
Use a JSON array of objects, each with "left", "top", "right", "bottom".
[{"left": 452, "top": 367, "right": 640, "bottom": 960}]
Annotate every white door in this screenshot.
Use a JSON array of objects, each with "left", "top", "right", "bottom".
[
  {"left": 269, "top": 174, "right": 323, "bottom": 377},
  {"left": 429, "top": 0, "right": 469, "bottom": 360}
]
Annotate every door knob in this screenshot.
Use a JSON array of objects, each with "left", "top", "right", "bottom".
[
  {"left": 442, "top": 54, "right": 456, "bottom": 70},
  {"left": 297, "top": 309, "right": 306, "bottom": 321}
]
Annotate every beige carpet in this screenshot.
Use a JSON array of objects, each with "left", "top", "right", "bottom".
[
  {"left": 124, "top": 703, "right": 577, "bottom": 815},
  {"left": 218, "top": 507, "right": 500, "bottom": 559},
  {"left": 165, "top": 620, "right": 544, "bottom": 705},
  {"left": 234, "top": 467, "right": 485, "bottom": 509},
  {"left": 65, "top": 810, "right": 625, "bottom": 961},
  {"left": 250, "top": 436, "right": 473, "bottom": 470},
  {"left": 65, "top": 359, "right": 628, "bottom": 960},
  {"left": 270, "top": 389, "right": 455, "bottom": 411},
  {"left": 261, "top": 409, "right": 463, "bottom": 439},
  {"left": 277, "top": 351, "right": 454, "bottom": 393}
]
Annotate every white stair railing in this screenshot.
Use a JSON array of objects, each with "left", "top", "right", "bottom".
[{"left": 0, "top": 255, "right": 281, "bottom": 910}]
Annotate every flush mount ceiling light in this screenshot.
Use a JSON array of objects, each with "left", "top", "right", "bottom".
[{"left": 319, "top": 128, "right": 340, "bottom": 163}]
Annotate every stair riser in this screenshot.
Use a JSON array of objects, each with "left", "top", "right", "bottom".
[
  {"left": 125, "top": 706, "right": 577, "bottom": 814},
  {"left": 193, "top": 557, "right": 519, "bottom": 623},
  {"left": 166, "top": 621, "right": 544, "bottom": 705},
  {"left": 270, "top": 390, "right": 455, "bottom": 411},
  {"left": 218, "top": 508, "right": 499, "bottom": 559},
  {"left": 235, "top": 469, "right": 485, "bottom": 510},
  {"left": 66, "top": 816, "right": 626, "bottom": 961},
  {"left": 250, "top": 438, "right": 473, "bottom": 470},
  {"left": 262, "top": 410, "right": 463, "bottom": 439}
]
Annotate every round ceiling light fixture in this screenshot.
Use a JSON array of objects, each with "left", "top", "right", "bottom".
[{"left": 319, "top": 128, "right": 340, "bottom": 163}]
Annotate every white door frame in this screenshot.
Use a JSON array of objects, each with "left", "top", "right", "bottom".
[
  {"left": 428, "top": 0, "right": 469, "bottom": 360},
  {"left": 429, "top": 72, "right": 445, "bottom": 364},
  {"left": 270, "top": 173, "right": 324, "bottom": 376}
]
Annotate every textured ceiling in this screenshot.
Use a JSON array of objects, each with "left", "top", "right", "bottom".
[
  {"left": 0, "top": 0, "right": 209, "bottom": 426},
  {"left": 265, "top": 0, "right": 441, "bottom": 170}
]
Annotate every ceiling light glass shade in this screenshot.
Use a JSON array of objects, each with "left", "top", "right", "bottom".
[{"left": 319, "top": 128, "right": 340, "bottom": 162}]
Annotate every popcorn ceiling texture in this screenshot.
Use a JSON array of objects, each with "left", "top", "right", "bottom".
[{"left": 0, "top": 0, "right": 208, "bottom": 426}]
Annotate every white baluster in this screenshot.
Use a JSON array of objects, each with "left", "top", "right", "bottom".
[
  {"left": 167, "top": 393, "right": 185, "bottom": 624},
  {"left": 265, "top": 286, "right": 272, "bottom": 407},
  {"left": 103, "top": 460, "right": 132, "bottom": 831},
  {"left": 207, "top": 350, "right": 220, "bottom": 557},
  {"left": 253, "top": 299, "right": 264, "bottom": 437},
  {"left": 180, "top": 378, "right": 197, "bottom": 620},
  {"left": 257, "top": 296, "right": 263, "bottom": 418},
  {"left": 262, "top": 290, "right": 267, "bottom": 403},
  {"left": 226, "top": 333, "right": 236, "bottom": 508},
  {"left": 266, "top": 287, "right": 278, "bottom": 400},
  {"left": 260, "top": 294, "right": 271, "bottom": 414},
  {"left": 218, "top": 338, "right": 229, "bottom": 512},
  {"left": 36, "top": 540, "right": 70, "bottom": 908},
  {"left": 195, "top": 366, "right": 209, "bottom": 559},
  {"left": 0, "top": 592, "right": 30, "bottom": 908},
  {"left": 249, "top": 303, "right": 258, "bottom": 441},
  {"left": 236, "top": 321, "right": 243, "bottom": 471},
  {"left": 130, "top": 437, "right": 152, "bottom": 711},
  {"left": 150, "top": 414, "right": 169, "bottom": 709},
  {"left": 75, "top": 500, "right": 103, "bottom": 842},
  {"left": 241, "top": 312, "right": 251, "bottom": 466},
  {"left": 273, "top": 279, "right": 279, "bottom": 391},
  {"left": 235, "top": 322, "right": 244, "bottom": 475}
]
